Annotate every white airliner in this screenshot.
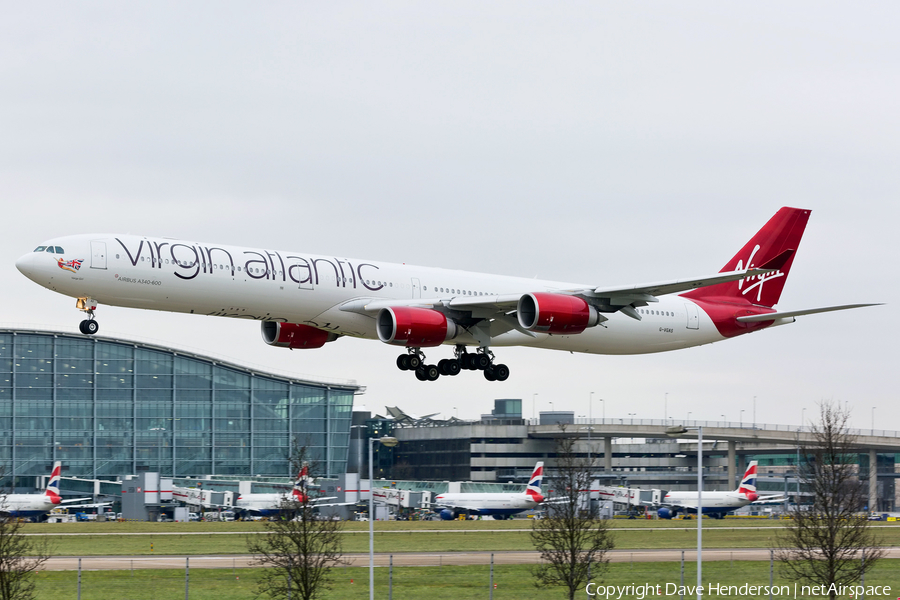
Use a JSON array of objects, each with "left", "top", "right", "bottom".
[
  {"left": 655, "top": 461, "right": 785, "bottom": 519},
  {"left": 430, "top": 462, "right": 546, "bottom": 520},
  {"left": 0, "top": 462, "right": 107, "bottom": 519},
  {"left": 234, "top": 464, "right": 344, "bottom": 518},
  {"left": 15, "top": 207, "right": 877, "bottom": 381}
]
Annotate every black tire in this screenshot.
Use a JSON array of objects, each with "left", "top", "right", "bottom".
[
  {"left": 465, "top": 354, "right": 478, "bottom": 370},
  {"left": 475, "top": 354, "right": 491, "bottom": 370},
  {"left": 493, "top": 363, "right": 510, "bottom": 381},
  {"left": 425, "top": 365, "right": 440, "bottom": 381},
  {"left": 438, "top": 359, "right": 449, "bottom": 376},
  {"left": 415, "top": 367, "right": 427, "bottom": 381},
  {"left": 82, "top": 320, "right": 99, "bottom": 335},
  {"left": 483, "top": 367, "right": 496, "bottom": 381},
  {"left": 408, "top": 355, "right": 422, "bottom": 370},
  {"left": 397, "top": 355, "right": 410, "bottom": 370},
  {"left": 446, "top": 359, "right": 461, "bottom": 376}
]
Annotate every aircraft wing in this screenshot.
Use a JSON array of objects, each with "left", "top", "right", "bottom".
[
  {"left": 59, "top": 498, "right": 94, "bottom": 504},
  {"left": 340, "top": 264, "right": 782, "bottom": 325}
]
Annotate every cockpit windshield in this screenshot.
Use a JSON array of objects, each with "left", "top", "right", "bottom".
[
  {"left": 34, "top": 246, "right": 46, "bottom": 252},
  {"left": 33, "top": 246, "right": 64, "bottom": 254}
]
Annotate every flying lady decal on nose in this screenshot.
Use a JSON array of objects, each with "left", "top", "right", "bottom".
[{"left": 57, "top": 258, "right": 84, "bottom": 273}]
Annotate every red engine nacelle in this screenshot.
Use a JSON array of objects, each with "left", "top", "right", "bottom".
[
  {"left": 517, "top": 293, "right": 600, "bottom": 335},
  {"left": 261, "top": 322, "right": 338, "bottom": 349},
  {"left": 376, "top": 307, "right": 458, "bottom": 347}
]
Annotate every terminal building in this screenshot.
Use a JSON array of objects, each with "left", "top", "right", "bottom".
[
  {"left": 0, "top": 327, "right": 361, "bottom": 490},
  {"left": 3, "top": 327, "right": 897, "bottom": 516}
]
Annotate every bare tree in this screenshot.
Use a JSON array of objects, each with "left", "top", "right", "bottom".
[
  {"left": 0, "top": 479, "right": 52, "bottom": 600},
  {"left": 775, "top": 401, "right": 884, "bottom": 600},
  {"left": 530, "top": 430, "right": 615, "bottom": 600},
  {"left": 247, "top": 448, "right": 346, "bottom": 600}
]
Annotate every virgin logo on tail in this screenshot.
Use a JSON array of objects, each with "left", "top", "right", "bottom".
[{"left": 735, "top": 245, "right": 785, "bottom": 303}]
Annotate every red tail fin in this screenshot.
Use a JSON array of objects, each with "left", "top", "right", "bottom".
[{"left": 682, "top": 207, "right": 810, "bottom": 308}]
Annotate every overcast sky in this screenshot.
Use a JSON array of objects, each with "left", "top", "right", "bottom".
[{"left": 2, "top": 2, "right": 896, "bottom": 430}]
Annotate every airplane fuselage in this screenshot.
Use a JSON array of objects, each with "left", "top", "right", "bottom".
[
  {"left": 433, "top": 492, "right": 540, "bottom": 517},
  {"left": 16, "top": 233, "right": 737, "bottom": 356}
]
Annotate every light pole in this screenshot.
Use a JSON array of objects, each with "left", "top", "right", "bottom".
[
  {"left": 532, "top": 393, "right": 538, "bottom": 420},
  {"left": 667, "top": 425, "right": 703, "bottom": 600},
  {"left": 628, "top": 412, "right": 636, "bottom": 424},
  {"left": 369, "top": 435, "right": 398, "bottom": 600},
  {"left": 801, "top": 407, "right": 806, "bottom": 429},
  {"left": 740, "top": 410, "right": 745, "bottom": 429},
  {"left": 664, "top": 392, "right": 668, "bottom": 421},
  {"left": 872, "top": 407, "right": 876, "bottom": 435},
  {"left": 687, "top": 411, "right": 692, "bottom": 422},
  {"left": 752, "top": 396, "right": 756, "bottom": 430}
]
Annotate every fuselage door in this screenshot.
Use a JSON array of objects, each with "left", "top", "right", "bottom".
[
  {"left": 411, "top": 278, "right": 421, "bottom": 299},
  {"left": 684, "top": 302, "right": 699, "bottom": 330},
  {"left": 90, "top": 241, "right": 107, "bottom": 270}
]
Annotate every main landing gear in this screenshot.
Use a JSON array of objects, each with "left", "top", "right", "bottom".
[
  {"left": 395, "top": 346, "right": 510, "bottom": 382},
  {"left": 76, "top": 297, "right": 99, "bottom": 335}
]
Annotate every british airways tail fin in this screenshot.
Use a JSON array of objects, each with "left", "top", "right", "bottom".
[
  {"left": 45, "top": 461, "right": 62, "bottom": 502},
  {"left": 682, "top": 207, "right": 810, "bottom": 308},
  {"left": 737, "top": 461, "right": 759, "bottom": 502},
  {"left": 525, "top": 462, "right": 544, "bottom": 503}
]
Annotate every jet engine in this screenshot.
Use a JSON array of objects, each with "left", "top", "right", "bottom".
[
  {"left": 439, "top": 508, "right": 455, "bottom": 521},
  {"left": 376, "top": 307, "right": 458, "bottom": 347},
  {"left": 261, "top": 322, "right": 338, "bottom": 349},
  {"left": 657, "top": 507, "right": 677, "bottom": 519},
  {"left": 517, "top": 293, "right": 600, "bottom": 334}
]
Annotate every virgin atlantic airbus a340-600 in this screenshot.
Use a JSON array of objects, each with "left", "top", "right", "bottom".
[{"left": 16, "top": 207, "right": 877, "bottom": 382}]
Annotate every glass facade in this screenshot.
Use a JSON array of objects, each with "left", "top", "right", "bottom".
[{"left": 0, "top": 330, "right": 358, "bottom": 481}]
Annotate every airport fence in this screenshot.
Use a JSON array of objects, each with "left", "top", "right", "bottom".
[{"left": 32, "top": 552, "right": 900, "bottom": 599}]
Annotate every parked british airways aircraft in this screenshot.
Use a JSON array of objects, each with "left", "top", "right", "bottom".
[
  {"left": 16, "top": 207, "right": 875, "bottom": 381},
  {"left": 655, "top": 461, "right": 785, "bottom": 519},
  {"left": 234, "top": 463, "right": 346, "bottom": 518},
  {"left": 430, "top": 462, "right": 546, "bottom": 520},
  {"left": 0, "top": 462, "right": 107, "bottom": 520}
]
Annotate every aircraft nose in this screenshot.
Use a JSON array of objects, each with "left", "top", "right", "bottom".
[{"left": 15, "top": 252, "right": 38, "bottom": 279}]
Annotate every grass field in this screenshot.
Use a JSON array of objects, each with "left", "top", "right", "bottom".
[
  {"left": 23, "top": 520, "right": 900, "bottom": 556},
  {"left": 32, "top": 559, "right": 900, "bottom": 599}
]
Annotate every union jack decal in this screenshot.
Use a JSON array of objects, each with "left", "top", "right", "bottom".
[{"left": 57, "top": 258, "right": 83, "bottom": 273}]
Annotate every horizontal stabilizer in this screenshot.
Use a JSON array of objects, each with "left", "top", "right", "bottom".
[{"left": 736, "top": 303, "right": 882, "bottom": 323}]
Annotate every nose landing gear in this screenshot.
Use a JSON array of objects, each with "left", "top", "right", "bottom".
[{"left": 76, "top": 298, "right": 99, "bottom": 335}]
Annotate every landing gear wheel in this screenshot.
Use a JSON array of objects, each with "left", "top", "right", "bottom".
[
  {"left": 408, "top": 355, "right": 422, "bottom": 370},
  {"left": 445, "top": 359, "right": 461, "bottom": 376},
  {"left": 483, "top": 367, "right": 496, "bottom": 381},
  {"left": 438, "top": 359, "right": 450, "bottom": 376},
  {"left": 415, "top": 367, "right": 427, "bottom": 381},
  {"left": 492, "top": 364, "right": 510, "bottom": 381},
  {"left": 424, "top": 364, "right": 440, "bottom": 381},
  {"left": 397, "top": 355, "right": 411, "bottom": 370},
  {"left": 474, "top": 354, "right": 491, "bottom": 370},
  {"left": 464, "top": 354, "right": 478, "bottom": 370},
  {"left": 79, "top": 320, "right": 99, "bottom": 335}
]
